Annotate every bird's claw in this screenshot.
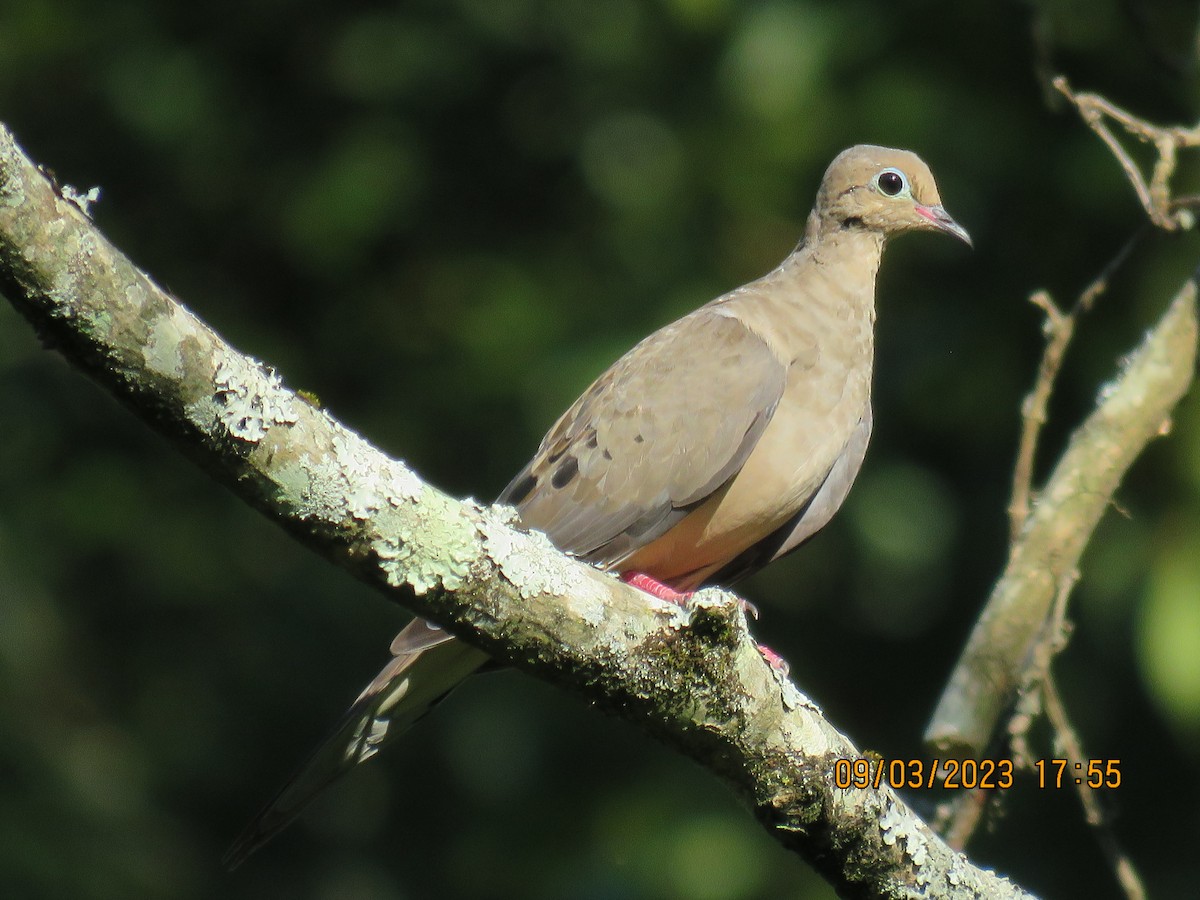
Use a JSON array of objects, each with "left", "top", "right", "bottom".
[
  {"left": 757, "top": 643, "right": 790, "bottom": 676},
  {"left": 621, "top": 571, "right": 695, "bottom": 607}
]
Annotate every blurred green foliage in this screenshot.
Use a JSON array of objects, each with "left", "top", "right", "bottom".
[{"left": 2, "top": 1, "right": 1199, "bottom": 898}]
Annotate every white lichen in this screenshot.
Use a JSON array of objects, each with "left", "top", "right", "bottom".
[
  {"left": 47, "top": 230, "right": 97, "bottom": 316},
  {"left": 1094, "top": 377, "right": 1120, "bottom": 405},
  {"left": 213, "top": 355, "right": 298, "bottom": 442},
  {"left": 270, "top": 457, "right": 317, "bottom": 513},
  {"left": 688, "top": 586, "right": 744, "bottom": 619},
  {"left": 143, "top": 305, "right": 194, "bottom": 377},
  {"left": 879, "top": 796, "right": 932, "bottom": 888},
  {"left": 372, "top": 499, "right": 477, "bottom": 595},
  {"left": 778, "top": 678, "right": 818, "bottom": 714},
  {"left": 59, "top": 183, "right": 102, "bottom": 217},
  {"left": 479, "top": 506, "right": 608, "bottom": 623},
  {"left": 328, "top": 427, "right": 422, "bottom": 517}
]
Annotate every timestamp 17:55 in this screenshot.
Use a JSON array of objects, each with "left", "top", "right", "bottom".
[{"left": 1035, "top": 758, "right": 1121, "bottom": 789}]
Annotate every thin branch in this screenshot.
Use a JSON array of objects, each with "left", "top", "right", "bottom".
[
  {"left": 1028, "top": 572, "right": 1148, "bottom": 900},
  {"left": 933, "top": 785, "right": 993, "bottom": 854},
  {"left": 1007, "top": 290, "right": 1074, "bottom": 544},
  {"left": 1006, "top": 231, "right": 1143, "bottom": 544},
  {"left": 0, "top": 124, "right": 1034, "bottom": 899},
  {"left": 934, "top": 563, "right": 1077, "bottom": 856},
  {"left": 1013, "top": 87, "right": 1187, "bottom": 895},
  {"left": 1043, "top": 679, "right": 1147, "bottom": 900},
  {"left": 933, "top": 74, "right": 1200, "bottom": 762},
  {"left": 1054, "top": 76, "right": 1200, "bottom": 231}
]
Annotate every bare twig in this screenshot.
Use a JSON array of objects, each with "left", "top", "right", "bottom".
[
  {"left": 1007, "top": 291, "right": 1074, "bottom": 544},
  {"left": 1006, "top": 231, "right": 1144, "bottom": 545},
  {"left": 1054, "top": 76, "right": 1200, "bottom": 231},
  {"left": 935, "top": 571, "right": 1077, "bottom": 853},
  {"left": 934, "top": 75, "right": 1198, "bottom": 791},
  {"left": 1018, "top": 568, "right": 1079, "bottom": 733},
  {"left": 989, "top": 79, "right": 1187, "bottom": 898},
  {"left": 1030, "top": 571, "right": 1148, "bottom": 900},
  {"left": 1044, "top": 679, "right": 1148, "bottom": 900},
  {"left": 933, "top": 786, "right": 993, "bottom": 853}
]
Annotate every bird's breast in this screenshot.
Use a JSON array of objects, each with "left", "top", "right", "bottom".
[{"left": 621, "top": 313, "right": 873, "bottom": 589}]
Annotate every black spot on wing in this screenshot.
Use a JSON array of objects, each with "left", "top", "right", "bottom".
[
  {"left": 551, "top": 455, "right": 579, "bottom": 489},
  {"left": 495, "top": 308, "right": 789, "bottom": 566},
  {"left": 498, "top": 470, "right": 537, "bottom": 505}
]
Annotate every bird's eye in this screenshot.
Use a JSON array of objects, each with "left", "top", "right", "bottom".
[{"left": 875, "top": 168, "right": 908, "bottom": 197}]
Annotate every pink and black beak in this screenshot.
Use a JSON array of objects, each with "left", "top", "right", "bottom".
[{"left": 915, "top": 204, "right": 972, "bottom": 247}]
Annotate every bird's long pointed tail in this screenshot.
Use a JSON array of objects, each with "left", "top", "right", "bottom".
[{"left": 224, "top": 620, "right": 489, "bottom": 868}]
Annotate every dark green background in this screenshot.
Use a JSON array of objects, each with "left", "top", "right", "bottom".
[{"left": 2, "top": 1, "right": 1199, "bottom": 897}]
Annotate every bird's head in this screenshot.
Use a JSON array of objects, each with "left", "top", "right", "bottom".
[{"left": 814, "top": 145, "right": 971, "bottom": 246}]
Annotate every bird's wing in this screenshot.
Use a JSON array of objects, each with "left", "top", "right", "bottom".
[
  {"left": 706, "top": 411, "right": 872, "bottom": 585},
  {"left": 500, "top": 305, "right": 789, "bottom": 567}
]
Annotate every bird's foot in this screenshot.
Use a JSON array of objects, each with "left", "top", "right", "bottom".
[
  {"left": 622, "top": 574, "right": 777, "bottom": 670},
  {"left": 622, "top": 573, "right": 760, "bottom": 620},
  {"left": 757, "top": 643, "right": 790, "bottom": 676},
  {"left": 621, "top": 571, "right": 694, "bottom": 607}
]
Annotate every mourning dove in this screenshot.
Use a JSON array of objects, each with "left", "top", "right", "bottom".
[{"left": 225, "top": 144, "right": 969, "bottom": 866}]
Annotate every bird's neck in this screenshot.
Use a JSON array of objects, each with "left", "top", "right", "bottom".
[
  {"left": 798, "top": 212, "right": 887, "bottom": 272},
  {"left": 782, "top": 215, "right": 886, "bottom": 317},
  {"left": 718, "top": 218, "right": 884, "bottom": 378}
]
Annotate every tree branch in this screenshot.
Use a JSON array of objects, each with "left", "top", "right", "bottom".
[
  {"left": 1054, "top": 76, "right": 1200, "bottom": 232},
  {"left": 0, "top": 125, "right": 1032, "bottom": 898},
  {"left": 923, "top": 75, "right": 1195, "bottom": 899},
  {"left": 1005, "top": 230, "right": 1143, "bottom": 545},
  {"left": 928, "top": 72, "right": 1199, "bottom": 780},
  {"left": 925, "top": 270, "right": 1198, "bottom": 759}
]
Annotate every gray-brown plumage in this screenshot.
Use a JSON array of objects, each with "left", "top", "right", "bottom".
[{"left": 225, "top": 145, "right": 970, "bottom": 866}]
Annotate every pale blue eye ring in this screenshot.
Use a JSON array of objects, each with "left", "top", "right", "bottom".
[{"left": 875, "top": 168, "right": 908, "bottom": 197}]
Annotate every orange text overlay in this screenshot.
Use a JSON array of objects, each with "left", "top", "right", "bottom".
[{"left": 833, "top": 757, "right": 1123, "bottom": 790}]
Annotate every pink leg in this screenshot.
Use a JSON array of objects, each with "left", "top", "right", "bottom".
[
  {"left": 621, "top": 572, "right": 785, "bottom": 673},
  {"left": 621, "top": 571, "right": 694, "bottom": 606},
  {"left": 621, "top": 572, "right": 760, "bottom": 620},
  {"left": 757, "top": 644, "right": 790, "bottom": 676}
]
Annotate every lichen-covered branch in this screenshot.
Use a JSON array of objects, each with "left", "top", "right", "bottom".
[
  {"left": 0, "top": 125, "right": 1031, "bottom": 899},
  {"left": 925, "top": 277, "right": 1197, "bottom": 758}
]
